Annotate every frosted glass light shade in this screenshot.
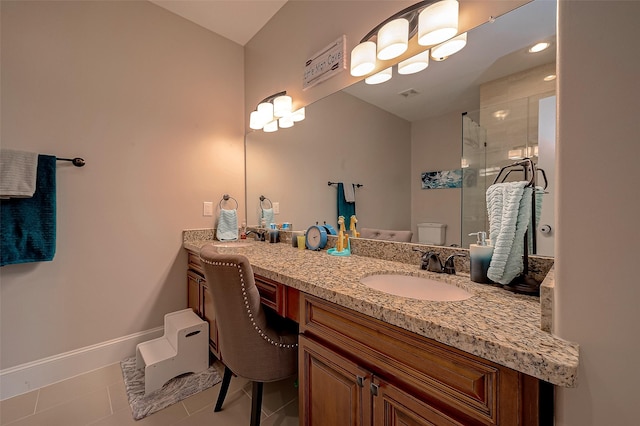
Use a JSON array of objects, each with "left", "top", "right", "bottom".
[
  {"left": 279, "top": 116, "right": 294, "bottom": 128},
  {"left": 257, "top": 102, "right": 274, "bottom": 126},
  {"left": 418, "top": 0, "right": 459, "bottom": 46},
  {"left": 291, "top": 107, "right": 305, "bottom": 122},
  {"left": 431, "top": 32, "right": 467, "bottom": 59},
  {"left": 377, "top": 18, "right": 409, "bottom": 60},
  {"left": 273, "top": 95, "right": 292, "bottom": 118},
  {"left": 350, "top": 41, "right": 376, "bottom": 77},
  {"left": 249, "top": 111, "right": 263, "bottom": 130},
  {"left": 398, "top": 50, "right": 430, "bottom": 75},
  {"left": 263, "top": 120, "right": 278, "bottom": 133},
  {"left": 365, "top": 67, "right": 392, "bottom": 85}
]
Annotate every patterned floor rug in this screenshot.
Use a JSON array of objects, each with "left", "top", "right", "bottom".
[{"left": 120, "top": 356, "right": 221, "bottom": 420}]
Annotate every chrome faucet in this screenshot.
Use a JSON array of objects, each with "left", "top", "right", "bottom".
[
  {"left": 413, "top": 249, "right": 443, "bottom": 272},
  {"left": 443, "top": 253, "right": 466, "bottom": 275},
  {"left": 413, "top": 249, "right": 466, "bottom": 275},
  {"left": 245, "top": 229, "right": 266, "bottom": 241}
]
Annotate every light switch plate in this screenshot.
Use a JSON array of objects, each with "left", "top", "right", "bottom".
[
  {"left": 203, "top": 201, "right": 213, "bottom": 216},
  {"left": 273, "top": 202, "right": 280, "bottom": 214}
]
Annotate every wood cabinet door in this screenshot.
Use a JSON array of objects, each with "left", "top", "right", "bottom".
[
  {"left": 372, "top": 377, "right": 460, "bottom": 426},
  {"left": 201, "top": 281, "right": 219, "bottom": 357},
  {"left": 186, "top": 271, "right": 202, "bottom": 315},
  {"left": 299, "top": 335, "right": 372, "bottom": 426}
]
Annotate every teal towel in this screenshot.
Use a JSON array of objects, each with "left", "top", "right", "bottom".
[
  {"left": 216, "top": 209, "right": 238, "bottom": 241},
  {"left": 1, "top": 155, "right": 57, "bottom": 266},
  {"left": 486, "top": 181, "right": 532, "bottom": 284},
  {"left": 337, "top": 183, "right": 355, "bottom": 224}
]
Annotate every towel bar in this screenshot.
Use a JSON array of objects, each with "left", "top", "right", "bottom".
[
  {"left": 56, "top": 157, "right": 85, "bottom": 167},
  {"left": 219, "top": 194, "right": 238, "bottom": 210}
]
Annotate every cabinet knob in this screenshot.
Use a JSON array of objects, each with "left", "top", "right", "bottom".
[{"left": 356, "top": 376, "right": 364, "bottom": 387}]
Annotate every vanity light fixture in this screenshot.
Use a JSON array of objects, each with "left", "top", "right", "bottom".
[
  {"left": 350, "top": 41, "right": 377, "bottom": 77},
  {"left": 430, "top": 32, "right": 467, "bottom": 59},
  {"left": 377, "top": 18, "right": 409, "bottom": 60},
  {"left": 365, "top": 67, "right": 393, "bottom": 85},
  {"left": 350, "top": 0, "right": 466, "bottom": 85},
  {"left": 249, "top": 91, "right": 305, "bottom": 132},
  {"left": 398, "top": 50, "right": 430, "bottom": 75},
  {"left": 418, "top": 0, "right": 459, "bottom": 46}
]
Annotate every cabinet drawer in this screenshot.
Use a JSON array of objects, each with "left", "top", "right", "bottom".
[
  {"left": 254, "top": 274, "right": 284, "bottom": 315},
  {"left": 187, "top": 251, "right": 204, "bottom": 275},
  {"left": 301, "top": 294, "right": 520, "bottom": 424}
]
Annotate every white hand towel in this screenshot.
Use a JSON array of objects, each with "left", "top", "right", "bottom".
[
  {"left": 486, "top": 181, "right": 532, "bottom": 284},
  {"left": 0, "top": 149, "right": 38, "bottom": 198},
  {"left": 343, "top": 183, "right": 356, "bottom": 203},
  {"left": 261, "top": 208, "right": 275, "bottom": 226},
  {"left": 217, "top": 209, "right": 238, "bottom": 241}
]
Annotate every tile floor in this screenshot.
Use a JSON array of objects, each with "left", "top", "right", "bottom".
[{"left": 0, "top": 361, "right": 299, "bottom": 426}]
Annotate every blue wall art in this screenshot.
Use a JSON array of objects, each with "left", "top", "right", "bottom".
[{"left": 421, "top": 169, "right": 463, "bottom": 189}]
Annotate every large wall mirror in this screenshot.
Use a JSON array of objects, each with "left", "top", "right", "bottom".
[{"left": 246, "top": 0, "right": 556, "bottom": 255}]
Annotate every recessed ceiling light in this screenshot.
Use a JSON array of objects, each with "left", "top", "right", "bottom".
[
  {"left": 529, "top": 42, "right": 550, "bottom": 53},
  {"left": 543, "top": 74, "right": 557, "bottom": 81}
]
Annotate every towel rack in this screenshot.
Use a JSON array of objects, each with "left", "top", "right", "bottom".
[
  {"left": 259, "top": 195, "right": 272, "bottom": 209},
  {"left": 328, "top": 181, "right": 363, "bottom": 188},
  {"left": 492, "top": 157, "right": 545, "bottom": 295},
  {"left": 56, "top": 157, "right": 85, "bottom": 167},
  {"left": 219, "top": 194, "right": 238, "bottom": 210}
]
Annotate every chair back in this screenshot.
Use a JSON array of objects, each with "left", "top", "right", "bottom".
[{"left": 199, "top": 245, "right": 297, "bottom": 382}]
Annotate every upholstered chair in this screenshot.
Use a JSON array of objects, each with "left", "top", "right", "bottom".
[
  {"left": 359, "top": 227, "right": 413, "bottom": 242},
  {"left": 199, "top": 245, "right": 298, "bottom": 426}
]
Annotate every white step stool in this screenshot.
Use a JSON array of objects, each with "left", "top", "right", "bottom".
[{"left": 136, "top": 308, "right": 209, "bottom": 395}]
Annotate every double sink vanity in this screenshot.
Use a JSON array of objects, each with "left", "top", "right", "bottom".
[{"left": 183, "top": 229, "right": 578, "bottom": 425}]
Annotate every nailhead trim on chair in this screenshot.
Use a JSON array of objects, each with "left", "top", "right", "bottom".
[{"left": 200, "top": 258, "right": 298, "bottom": 349}]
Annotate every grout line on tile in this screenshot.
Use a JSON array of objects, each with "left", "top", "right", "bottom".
[
  {"left": 106, "top": 385, "right": 113, "bottom": 414},
  {"left": 32, "top": 389, "right": 41, "bottom": 416},
  {"left": 264, "top": 397, "right": 298, "bottom": 420}
]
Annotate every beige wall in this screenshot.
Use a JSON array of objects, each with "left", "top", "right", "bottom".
[
  {"left": 411, "top": 111, "right": 466, "bottom": 246},
  {"left": 246, "top": 91, "right": 411, "bottom": 232},
  {"left": 5, "top": 0, "right": 637, "bottom": 421},
  {"left": 0, "top": 1, "right": 245, "bottom": 368},
  {"left": 555, "top": 1, "right": 640, "bottom": 423}
]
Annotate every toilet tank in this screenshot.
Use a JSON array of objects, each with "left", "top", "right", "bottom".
[{"left": 417, "top": 223, "right": 446, "bottom": 245}]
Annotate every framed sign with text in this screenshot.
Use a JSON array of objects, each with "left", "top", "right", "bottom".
[{"left": 303, "top": 36, "right": 347, "bottom": 90}]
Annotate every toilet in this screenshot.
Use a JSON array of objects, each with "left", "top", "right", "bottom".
[{"left": 417, "top": 222, "right": 446, "bottom": 245}]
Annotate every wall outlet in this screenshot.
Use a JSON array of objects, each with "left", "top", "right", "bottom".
[
  {"left": 203, "top": 201, "right": 213, "bottom": 216},
  {"left": 273, "top": 202, "right": 280, "bottom": 214}
]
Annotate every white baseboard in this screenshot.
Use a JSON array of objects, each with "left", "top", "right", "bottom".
[{"left": 0, "top": 326, "right": 164, "bottom": 401}]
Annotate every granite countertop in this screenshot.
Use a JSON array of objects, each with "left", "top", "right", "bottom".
[{"left": 184, "top": 237, "right": 578, "bottom": 388}]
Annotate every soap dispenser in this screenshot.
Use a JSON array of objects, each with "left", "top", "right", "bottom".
[{"left": 468, "top": 232, "right": 494, "bottom": 284}]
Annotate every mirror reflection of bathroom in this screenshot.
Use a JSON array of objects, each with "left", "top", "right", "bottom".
[
  {"left": 461, "top": 69, "right": 557, "bottom": 257},
  {"left": 245, "top": 0, "right": 556, "bottom": 255}
]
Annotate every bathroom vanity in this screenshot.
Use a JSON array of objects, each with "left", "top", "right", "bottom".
[{"left": 183, "top": 231, "right": 577, "bottom": 425}]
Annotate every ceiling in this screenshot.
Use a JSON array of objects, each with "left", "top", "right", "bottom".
[{"left": 149, "top": 0, "right": 288, "bottom": 46}]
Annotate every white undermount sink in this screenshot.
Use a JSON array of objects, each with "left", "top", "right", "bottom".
[
  {"left": 360, "top": 274, "right": 472, "bottom": 302},
  {"left": 212, "top": 241, "right": 254, "bottom": 248}
]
